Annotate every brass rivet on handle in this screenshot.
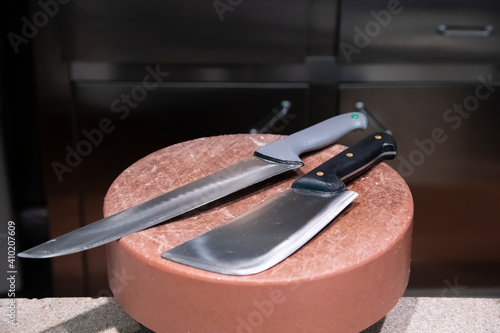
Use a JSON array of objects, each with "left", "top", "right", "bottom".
[
  {"left": 316, "top": 172, "right": 324, "bottom": 176},
  {"left": 375, "top": 135, "right": 382, "bottom": 139},
  {"left": 346, "top": 153, "right": 353, "bottom": 157}
]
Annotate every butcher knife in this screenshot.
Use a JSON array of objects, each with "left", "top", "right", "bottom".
[
  {"left": 18, "top": 113, "right": 367, "bottom": 258},
  {"left": 162, "top": 132, "right": 397, "bottom": 275}
]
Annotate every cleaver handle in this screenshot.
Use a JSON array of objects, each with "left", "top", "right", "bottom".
[
  {"left": 255, "top": 112, "right": 367, "bottom": 165},
  {"left": 292, "top": 132, "right": 397, "bottom": 194}
]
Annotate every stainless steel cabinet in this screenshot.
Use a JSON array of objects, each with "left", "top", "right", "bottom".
[
  {"left": 339, "top": 0, "right": 500, "bottom": 64},
  {"left": 338, "top": 84, "right": 500, "bottom": 293},
  {"left": 57, "top": 0, "right": 309, "bottom": 64}
]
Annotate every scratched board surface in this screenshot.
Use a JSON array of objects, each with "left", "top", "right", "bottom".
[{"left": 103, "top": 134, "right": 413, "bottom": 282}]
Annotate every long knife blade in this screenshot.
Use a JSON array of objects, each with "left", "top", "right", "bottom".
[
  {"left": 163, "top": 132, "right": 397, "bottom": 275},
  {"left": 18, "top": 113, "right": 367, "bottom": 258}
]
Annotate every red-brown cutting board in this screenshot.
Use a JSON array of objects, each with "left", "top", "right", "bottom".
[{"left": 104, "top": 134, "right": 413, "bottom": 333}]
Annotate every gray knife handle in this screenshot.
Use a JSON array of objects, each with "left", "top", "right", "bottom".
[{"left": 255, "top": 112, "right": 368, "bottom": 165}]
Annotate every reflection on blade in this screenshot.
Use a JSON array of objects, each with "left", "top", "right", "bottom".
[{"left": 163, "top": 190, "right": 358, "bottom": 275}]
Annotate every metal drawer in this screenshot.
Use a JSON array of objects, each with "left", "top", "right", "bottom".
[
  {"left": 338, "top": 84, "right": 500, "bottom": 293},
  {"left": 338, "top": 84, "right": 500, "bottom": 186},
  {"left": 73, "top": 82, "right": 309, "bottom": 203},
  {"left": 57, "top": 0, "right": 308, "bottom": 64},
  {"left": 338, "top": 0, "right": 500, "bottom": 64}
]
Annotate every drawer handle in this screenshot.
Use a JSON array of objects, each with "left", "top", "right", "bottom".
[
  {"left": 437, "top": 24, "right": 493, "bottom": 37},
  {"left": 250, "top": 100, "right": 292, "bottom": 134},
  {"left": 354, "top": 102, "right": 392, "bottom": 135}
]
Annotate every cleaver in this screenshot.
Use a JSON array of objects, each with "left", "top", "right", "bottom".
[
  {"left": 19, "top": 113, "right": 367, "bottom": 259},
  {"left": 162, "top": 132, "right": 397, "bottom": 275}
]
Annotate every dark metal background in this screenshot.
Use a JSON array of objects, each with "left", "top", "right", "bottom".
[{"left": 3, "top": 0, "right": 499, "bottom": 297}]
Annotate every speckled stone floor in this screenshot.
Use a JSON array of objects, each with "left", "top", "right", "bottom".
[{"left": 1, "top": 297, "right": 499, "bottom": 332}]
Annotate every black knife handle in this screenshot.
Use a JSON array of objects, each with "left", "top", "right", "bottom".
[{"left": 291, "top": 132, "right": 397, "bottom": 195}]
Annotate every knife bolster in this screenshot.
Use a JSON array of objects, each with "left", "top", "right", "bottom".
[
  {"left": 291, "top": 132, "right": 397, "bottom": 195},
  {"left": 292, "top": 175, "right": 346, "bottom": 195},
  {"left": 254, "top": 151, "right": 304, "bottom": 167},
  {"left": 255, "top": 112, "right": 368, "bottom": 164}
]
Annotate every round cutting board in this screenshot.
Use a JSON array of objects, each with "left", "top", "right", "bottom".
[{"left": 104, "top": 134, "right": 413, "bottom": 333}]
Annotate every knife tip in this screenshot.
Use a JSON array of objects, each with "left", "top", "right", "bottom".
[
  {"left": 17, "top": 251, "right": 38, "bottom": 259},
  {"left": 17, "top": 249, "right": 53, "bottom": 259},
  {"left": 17, "top": 252, "right": 32, "bottom": 258}
]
